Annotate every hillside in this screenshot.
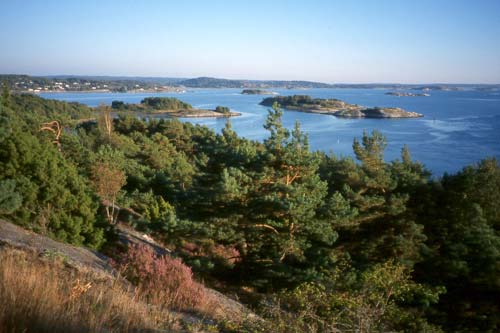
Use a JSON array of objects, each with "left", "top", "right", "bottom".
[
  {"left": 0, "top": 219, "right": 257, "bottom": 332},
  {"left": 0, "top": 74, "right": 184, "bottom": 93},
  {"left": 177, "top": 77, "right": 333, "bottom": 88},
  {"left": 0, "top": 90, "right": 499, "bottom": 332}
]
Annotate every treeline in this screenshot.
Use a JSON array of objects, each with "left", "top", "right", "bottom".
[
  {"left": 111, "top": 97, "right": 193, "bottom": 112},
  {"left": 178, "top": 76, "right": 333, "bottom": 88},
  {"left": 261, "top": 94, "right": 326, "bottom": 107},
  {"left": 260, "top": 94, "right": 346, "bottom": 109},
  {"left": 0, "top": 90, "right": 499, "bottom": 332},
  {"left": 0, "top": 74, "right": 170, "bottom": 92}
]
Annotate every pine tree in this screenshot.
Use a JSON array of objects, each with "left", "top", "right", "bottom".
[
  {"left": 0, "top": 180, "right": 22, "bottom": 214},
  {"left": 322, "top": 131, "right": 426, "bottom": 267},
  {"left": 237, "top": 103, "right": 334, "bottom": 288},
  {"left": 1, "top": 82, "right": 10, "bottom": 109},
  {"left": 0, "top": 95, "right": 104, "bottom": 247},
  {"left": 414, "top": 159, "right": 500, "bottom": 331}
]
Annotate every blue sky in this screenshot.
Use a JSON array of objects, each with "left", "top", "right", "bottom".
[{"left": 1, "top": 0, "right": 499, "bottom": 83}]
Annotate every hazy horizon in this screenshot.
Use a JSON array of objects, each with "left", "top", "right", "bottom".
[
  {"left": 3, "top": 73, "right": 500, "bottom": 86},
  {"left": 1, "top": 0, "right": 500, "bottom": 84}
]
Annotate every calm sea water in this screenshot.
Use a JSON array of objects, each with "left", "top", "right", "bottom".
[{"left": 40, "top": 88, "right": 500, "bottom": 176}]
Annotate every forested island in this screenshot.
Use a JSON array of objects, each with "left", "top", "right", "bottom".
[
  {"left": 260, "top": 95, "right": 423, "bottom": 118},
  {"left": 241, "top": 89, "right": 276, "bottom": 95},
  {"left": 0, "top": 88, "right": 499, "bottom": 333},
  {"left": 110, "top": 97, "right": 239, "bottom": 118}
]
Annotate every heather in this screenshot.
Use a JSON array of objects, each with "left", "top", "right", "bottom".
[{"left": 112, "top": 243, "right": 208, "bottom": 311}]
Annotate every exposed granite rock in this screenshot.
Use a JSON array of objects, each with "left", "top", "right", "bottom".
[{"left": 260, "top": 95, "right": 423, "bottom": 118}]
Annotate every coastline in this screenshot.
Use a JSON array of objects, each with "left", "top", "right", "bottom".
[
  {"left": 149, "top": 109, "right": 241, "bottom": 118},
  {"left": 274, "top": 105, "right": 423, "bottom": 118},
  {"left": 30, "top": 88, "right": 187, "bottom": 94}
]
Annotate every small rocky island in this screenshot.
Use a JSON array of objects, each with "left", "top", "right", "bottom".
[
  {"left": 111, "top": 97, "right": 240, "bottom": 118},
  {"left": 260, "top": 95, "right": 423, "bottom": 118},
  {"left": 386, "top": 92, "right": 430, "bottom": 97},
  {"left": 241, "top": 89, "right": 276, "bottom": 95}
]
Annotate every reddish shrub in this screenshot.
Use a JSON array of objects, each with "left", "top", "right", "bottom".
[
  {"left": 211, "top": 244, "right": 241, "bottom": 265},
  {"left": 114, "top": 243, "right": 206, "bottom": 310},
  {"left": 181, "top": 241, "right": 199, "bottom": 254}
]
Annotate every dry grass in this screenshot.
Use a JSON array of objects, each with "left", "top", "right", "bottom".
[{"left": 0, "top": 248, "right": 178, "bottom": 333}]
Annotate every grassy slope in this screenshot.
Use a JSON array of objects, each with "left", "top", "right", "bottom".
[{"left": 0, "top": 220, "right": 257, "bottom": 333}]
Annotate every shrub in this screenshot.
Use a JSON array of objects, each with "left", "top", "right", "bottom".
[
  {"left": 215, "top": 106, "right": 230, "bottom": 114},
  {"left": 111, "top": 100, "right": 125, "bottom": 110},
  {"left": 255, "top": 262, "right": 444, "bottom": 333},
  {"left": 114, "top": 243, "right": 207, "bottom": 310}
]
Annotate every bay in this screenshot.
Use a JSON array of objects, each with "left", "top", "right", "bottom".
[{"left": 39, "top": 88, "right": 500, "bottom": 176}]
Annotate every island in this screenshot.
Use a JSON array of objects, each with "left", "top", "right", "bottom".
[
  {"left": 110, "top": 97, "right": 240, "bottom": 118},
  {"left": 241, "top": 89, "right": 276, "bottom": 95},
  {"left": 259, "top": 95, "right": 423, "bottom": 118},
  {"left": 386, "top": 92, "right": 430, "bottom": 97}
]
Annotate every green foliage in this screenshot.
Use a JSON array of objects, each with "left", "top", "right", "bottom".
[
  {"left": 0, "top": 179, "right": 22, "bottom": 214},
  {"left": 108, "top": 97, "right": 194, "bottom": 113},
  {"left": 260, "top": 95, "right": 345, "bottom": 109},
  {"left": 9, "top": 93, "right": 94, "bottom": 126},
  {"left": 0, "top": 97, "right": 103, "bottom": 247},
  {"left": 320, "top": 131, "right": 427, "bottom": 269},
  {"left": 258, "top": 262, "right": 443, "bottom": 333},
  {"left": 141, "top": 97, "right": 192, "bottom": 110},
  {"left": 215, "top": 105, "right": 230, "bottom": 114},
  {"left": 414, "top": 159, "right": 500, "bottom": 331},
  {"left": 2, "top": 93, "right": 500, "bottom": 332},
  {"left": 2, "top": 82, "right": 11, "bottom": 108},
  {"left": 128, "top": 190, "right": 178, "bottom": 234},
  {"left": 235, "top": 104, "right": 334, "bottom": 288},
  {"left": 111, "top": 100, "right": 126, "bottom": 110},
  {"left": 261, "top": 95, "right": 319, "bottom": 107}
]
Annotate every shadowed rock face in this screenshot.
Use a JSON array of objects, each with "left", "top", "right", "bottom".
[
  {"left": 0, "top": 219, "right": 112, "bottom": 276},
  {"left": 260, "top": 95, "right": 423, "bottom": 118}
]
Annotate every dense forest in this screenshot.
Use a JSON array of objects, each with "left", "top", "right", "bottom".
[
  {"left": 1, "top": 88, "right": 499, "bottom": 332},
  {"left": 260, "top": 94, "right": 344, "bottom": 107},
  {"left": 111, "top": 97, "right": 193, "bottom": 112}
]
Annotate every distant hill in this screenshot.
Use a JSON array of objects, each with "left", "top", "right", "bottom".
[
  {"left": 178, "top": 76, "right": 334, "bottom": 88},
  {"left": 44, "top": 75, "right": 187, "bottom": 85},
  {"left": 2, "top": 74, "right": 499, "bottom": 91},
  {"left": 0, "top": 74, "right": 185, "bottom": 93}
]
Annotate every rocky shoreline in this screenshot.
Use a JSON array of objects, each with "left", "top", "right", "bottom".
[
  {"left": 33, "top": 87, "right": 186, "bottom": 94},
  {"left": 260, "top": 95, "right": 423, "bottom": 118},
  {"left": 150, "top": 109, "right": 241, "bottom": 118}
]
